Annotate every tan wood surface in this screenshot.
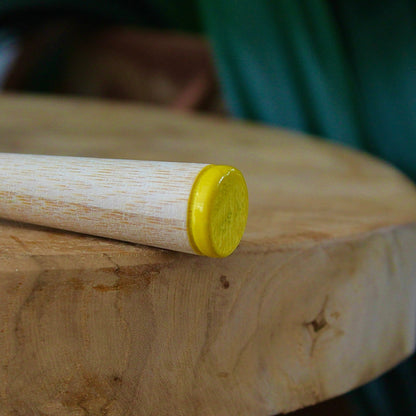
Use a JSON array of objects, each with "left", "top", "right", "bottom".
[{"left": 0, "top": 93, "right": 416, "bottom": 416}]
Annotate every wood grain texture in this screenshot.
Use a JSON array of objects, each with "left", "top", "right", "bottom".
[
  {"left": 0, "top": 154, "right": 209, "bottom": 254},
  {"left": 0, "top": 93, "right": 416, "bottom": 415}
]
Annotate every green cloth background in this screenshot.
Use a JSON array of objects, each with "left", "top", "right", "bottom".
[
  {"left": 199, "top": 0, "right": 416, "bottom": 182},
  {"left": 0, "top": 1, "right": 415, "bottom": 414}
]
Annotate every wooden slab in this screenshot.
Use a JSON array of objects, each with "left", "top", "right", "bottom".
[{"left": 0, "top": 93, "right": 416, "bottom": 415}]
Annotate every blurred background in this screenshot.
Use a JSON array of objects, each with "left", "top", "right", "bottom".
[
  {"left": 0, "top": 1, "right": 225, "bottom": 113},
  {"left": 0, "top": 1, "right": 415, "bottom": 415}
]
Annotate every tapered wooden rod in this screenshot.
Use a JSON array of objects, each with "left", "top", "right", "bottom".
[{"left": 0, "top": 153, "right": 248, "bottom": 257}]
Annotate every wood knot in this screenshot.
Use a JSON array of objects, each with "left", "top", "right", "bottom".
[
  {"left": 307, "top": 316, "right": 328, "bottom": 333},
  {"left": 220, "top": 275, "right": 230, "bottom": 289},
  {"left": 112, "top": 375, "right": 122, "bottom": 384}
]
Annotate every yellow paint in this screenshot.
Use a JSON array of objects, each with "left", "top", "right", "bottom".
[{"left": 188, "top": 165, "right": 248, "bottom": 258}]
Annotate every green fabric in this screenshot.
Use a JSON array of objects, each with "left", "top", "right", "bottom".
[
  {"left": 199, "top": 0, "right": 365, "bottom": 146},
  {"left": 331, "top": 1, "right": 416, "bottom": 182},
  {"left": 199, "top": 0, "right": 416, "bottom": 181}
]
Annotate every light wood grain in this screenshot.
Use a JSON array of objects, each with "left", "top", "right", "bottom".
[
  {"left": 0, "top": 93, "right": 416, "bottom": 415},
  {"left": 0, "top": 154, "right": 210, "bottom": 254}
]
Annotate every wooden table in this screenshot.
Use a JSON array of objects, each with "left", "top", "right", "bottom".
[{"left": 1, "top": 93, "right": 415, "bottom": 416}]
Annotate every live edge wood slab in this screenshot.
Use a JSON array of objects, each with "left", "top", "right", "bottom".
[{"left": 0, "top": 94, "right": 416, "bottom": 416}]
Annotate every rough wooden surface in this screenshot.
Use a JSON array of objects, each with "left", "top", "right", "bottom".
[{"left": 0, "top": 93, "right": 416, "bottom": 416}]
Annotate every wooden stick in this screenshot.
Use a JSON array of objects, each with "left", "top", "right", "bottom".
[{"left": 0, "top": 153, "right": 248, "bottom": 257}]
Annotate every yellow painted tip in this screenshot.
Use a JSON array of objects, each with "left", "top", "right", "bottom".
[{"left": 187, "top": 165, "right": 248, "bottom": 258}]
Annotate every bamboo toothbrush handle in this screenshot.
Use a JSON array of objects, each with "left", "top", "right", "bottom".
[{"left": 0, "top": 153, "right": 248, "bottom": 257}]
